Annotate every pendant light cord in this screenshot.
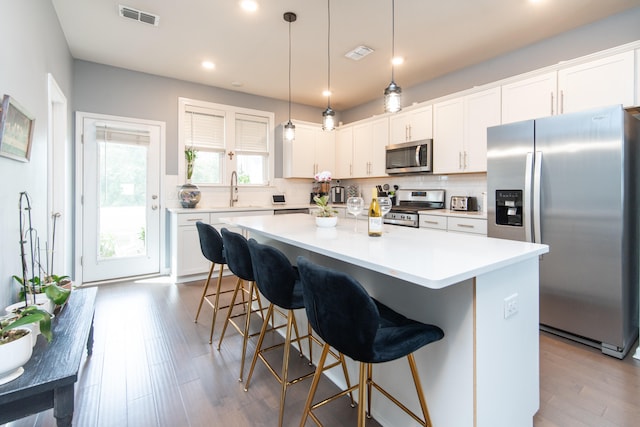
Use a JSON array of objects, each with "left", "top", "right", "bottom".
[
  {"left": 327, "top": 0, "right": 331, "bottom": 107},
  {"left": 391, "top": 0, "right": 395, "bottom": 82},
  {"left": 288, "top": 18, "right": 292, "bottom": 119}
]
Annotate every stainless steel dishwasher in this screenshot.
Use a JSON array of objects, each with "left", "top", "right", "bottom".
[{"left": 273, "top": 208, "right": 310, "bottom": 215}]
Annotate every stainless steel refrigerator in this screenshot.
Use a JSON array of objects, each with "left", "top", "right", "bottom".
[{"left": 487, "top": 105, "right": 640, "bottom": 359}]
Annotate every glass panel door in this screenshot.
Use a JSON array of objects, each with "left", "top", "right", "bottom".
[{"left": 81, "top": 115, "right": 161, "bottom": 282}]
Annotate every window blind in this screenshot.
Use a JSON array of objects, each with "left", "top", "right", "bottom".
[
  {"left": 235, "top": 114, "right": 268, "bottom": 152},
  {"left": 96, "top": 126, "right": 150, "bottom": 145},
  {"left": 184, "top": 105, "right": 225, "bottom": 149}
]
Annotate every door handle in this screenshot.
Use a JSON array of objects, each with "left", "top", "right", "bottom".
[
  {"left": 524, "top": 152, "right": 534, "bottom": 243},
  {"left": 533, "top": 151, "right": 542, "bottom": 244}
]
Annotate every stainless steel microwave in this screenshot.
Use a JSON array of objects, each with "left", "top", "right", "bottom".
[{"left": 385, "top": 140, "right": 432, "bottom": 174}]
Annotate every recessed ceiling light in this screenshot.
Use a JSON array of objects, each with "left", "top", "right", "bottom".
[
  {"left": 240, "top": 0, "right": 258, "bottom": 12},
  {"left": 202, "top": 61, "right": 215, "bottom": 70},
  {"left": 392, "top": 56, "right": 404, "bottom": 66},
  {"left": 231, "top": 81, "right": 244, "bottom": 87},
  {"left": 322, "top": 90, "right": 331, "bottom": 97}
]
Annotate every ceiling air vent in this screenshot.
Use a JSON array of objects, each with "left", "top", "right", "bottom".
[
  {"left": 119, "top": 5, "right": 159, "bottom": 26},
  {"left": 344, "top": 45, "right": 374, "bottom": 61}
]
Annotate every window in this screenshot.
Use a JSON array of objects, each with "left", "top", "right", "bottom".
[
  {"left": 235, "top": 113, "right": 269, "bottom": 184},
  {"left": 179, "top": 98, "right": 274, "bottom": 186}
]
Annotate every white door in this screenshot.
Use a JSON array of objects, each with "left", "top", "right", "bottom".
[
  {"left": 47, "top": 74, "right": 70, "bottom": 276},
  {"left": 78, "top": 113, "right": 163, "bottom": 283}
]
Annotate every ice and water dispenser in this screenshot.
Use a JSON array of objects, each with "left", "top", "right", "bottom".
[{"left": 495, "top": 190, "right": 523, "bottom": 226}]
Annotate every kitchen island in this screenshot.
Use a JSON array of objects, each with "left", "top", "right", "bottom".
[{"left": 225, "top": 214, "right": 548, "bottom": 427}]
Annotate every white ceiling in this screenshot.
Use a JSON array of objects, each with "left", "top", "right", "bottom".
[{"left": 52, "top": 0, "right": 640, "bottom": 111}]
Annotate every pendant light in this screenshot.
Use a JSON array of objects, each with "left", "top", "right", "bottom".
[
  {"left": 384, "top": 0, "right": 402, "bottom": 113},
  {"left": 283, "top": 12, "right": 297, "bottom": 141},
  {"left": 322, "top": 0, "right": 335, "bottom": 131}
]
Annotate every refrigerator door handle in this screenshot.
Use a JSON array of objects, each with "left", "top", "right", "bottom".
[
  {"left": 524, "top": 152, "right": 534, "bottom": 242},
  {"left": 533, "top": 151, "right": 542, "bottom": 244}
]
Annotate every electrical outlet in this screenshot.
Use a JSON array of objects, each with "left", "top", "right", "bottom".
[{"left": 504, "top": 293, "right": 519, "bottom": 319}]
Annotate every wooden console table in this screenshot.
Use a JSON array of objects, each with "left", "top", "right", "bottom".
[{"left": 0, "top": 286, "right": 98, "bottom": 426}]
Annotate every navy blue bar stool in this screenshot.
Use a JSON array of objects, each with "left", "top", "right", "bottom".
[
  {"left": 296, "top": 256, "right": 445, "bottom": 427},
  {"left": 218, "top": 228, "right": 266, "bottom": 382},
  {"left": 194, "top": 222, "right": 232, "bottom": 344},
  {"left": 244, "top": 239, "right": 353, "bottom": 427}
]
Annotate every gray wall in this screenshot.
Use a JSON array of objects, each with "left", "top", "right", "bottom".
[
  {"left": 73, "top": 62, "right": 326, "bottom": 175},
  {"left": 0, "top": 0, "right": 74, "bottom": 309},
  {"left": 342, "top": 7, "right": 640, "bottom": 123}
]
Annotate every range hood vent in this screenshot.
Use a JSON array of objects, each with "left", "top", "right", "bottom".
[{"left": 119, "top": 5, "right": 159, "bottom": 26}]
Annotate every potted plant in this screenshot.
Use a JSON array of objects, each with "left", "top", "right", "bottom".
[
  {"left": 11, "top": 192, "right": 72, "bottom": 317},
  {"left": 314, "top": 170, "right": 332, "bottom": 194},
  {"left": 0, "top": 306, "right": 52, "bottom": 385},
  {"left": 179, "top": 146, "right": 202, "bottom": 208},
  {"left": 313, "top": 195, "right": 338, "bottom": 227},
  {"left": 185, "top": 146, "right": 197, "bottom": 182},
  {"left": 11, "top": 274, "right": 71, "bottom": 315}
]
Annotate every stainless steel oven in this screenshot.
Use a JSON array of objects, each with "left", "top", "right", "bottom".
[{"left": 384, "top": 189, "right": 445, "bottom": 228}]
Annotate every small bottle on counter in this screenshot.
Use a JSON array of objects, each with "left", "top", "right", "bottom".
[{"left": 368, "top": 188, "right": 383, "bottom": 237}]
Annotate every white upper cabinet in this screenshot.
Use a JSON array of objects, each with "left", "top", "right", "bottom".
[
  {"left": 336, "top": 117, "right": 389, "bottom": 179},
  {"left": 433, "top": 87, "right": 501, "bottom": 174},
  {"left": 389, "top": 105, "right": 433, "bottom": 145},
  {"left": 352, "top": 117, "right": 389, "bottom": 178},
  {"left": 335, "top": 126, "right": 353, "bottom": 179},
  {"left": 315, "top": 127, "right": 336, "bottom": 174},
  {"left": 502, "top": 72, "right": 557, "bottom": 124},
  {"left": 558, "top": 50, "right": 635, "bottom": 114},
  {"left": 283, "top": 122, "right": 335, "bottom": 178}
]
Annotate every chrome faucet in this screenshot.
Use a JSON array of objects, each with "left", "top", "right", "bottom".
[{"left": 230, "top": 170, "right": 238, "bottom": 207}]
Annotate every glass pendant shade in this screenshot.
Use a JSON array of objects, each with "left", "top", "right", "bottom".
[
  {"left": 384, "top": 0, "right": 402, "bottom": 113},
  {"left": 322, "top": 107, "right": 335, "bottom": 131},
  {"left": 284, "top": 120, "right": 295, "bottom": 141},
  {"left": 384, "top": 81, "right": 402, "bottom": 113}
]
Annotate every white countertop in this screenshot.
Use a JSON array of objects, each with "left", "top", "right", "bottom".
[
  {"left": 225, "top": 213, "right": 547, "bottom": 290},
  {"left": 168, "top": 204, "right": 311, "bottom": 214}
]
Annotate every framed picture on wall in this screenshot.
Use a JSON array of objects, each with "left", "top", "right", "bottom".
[{"left": 0, "top": 95, "right": 35, "bottom": 162}]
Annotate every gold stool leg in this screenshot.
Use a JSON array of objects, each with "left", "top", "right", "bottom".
[
  {"left": 217, "top": 277, "right": 243, "bottom": 351},
  {"left": 277, "top": 310, "right": 296, "bottom": 427},
  {"left": 244, "top": 304, "right": 274, "bottom": 391},
  {"left": 408, "top": 353, "right": 433, "bottom": 427},
  {"left": 366, "top": 363, "right": 373, "bottom": 419},
  {"left": 208, "top": 264, "right": 225, "bottom": 344},
  {"left": 357, "top": 362, "right": 367, "bottom": 427},
  {"left": 339, "top": 353, "right": 356, "bottom": 407},
  {"left": 238, "top": 281, "right": 261, "bottom": 381},
  {"left": 195, "top": 262, "right": 215, "bottom": 323},
  {"left": 299, "top": 343, "right": 330, "bottom": 427}
]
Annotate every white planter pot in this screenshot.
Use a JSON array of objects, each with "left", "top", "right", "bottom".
[
  {"left": 6, "top": 293, "right": 54, "bottom": 315},
  {"left": 315, "top": 216, "right": 338, "bottom": 228},
  {"left": 0, "top": 328, "right": 33, "bottom": 385}
]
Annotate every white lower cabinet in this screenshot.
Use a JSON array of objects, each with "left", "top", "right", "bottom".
[
  {"left": 419, "top": 214, "right": 447, "bottom": 230},
  {"left": 420, "top": 213, "right": 487, "bottom": 235},
  {"left": 170, "top": 212, "right": 211, "bottom": 282},
  {"left": 447, "top": 217, "right": 487, "bottom": 235},
  {"left": 170, "top": 209, "right": 273, "bottom": 282}
]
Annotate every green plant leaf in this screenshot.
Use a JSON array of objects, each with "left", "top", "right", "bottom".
[
  {"left": 44, "top": 283, "right": 71, "bottom": 305},
  {"left": 1, "top": 308, "right": 52, "bottom": 342}
]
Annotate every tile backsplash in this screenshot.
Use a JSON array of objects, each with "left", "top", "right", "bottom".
[{"left": 166, "top": 173, "right": 487, "bottom": 212}]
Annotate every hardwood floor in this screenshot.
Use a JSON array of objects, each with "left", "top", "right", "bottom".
[{"left": 3, "top": 276, "right": 639, "bottom": 427}]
